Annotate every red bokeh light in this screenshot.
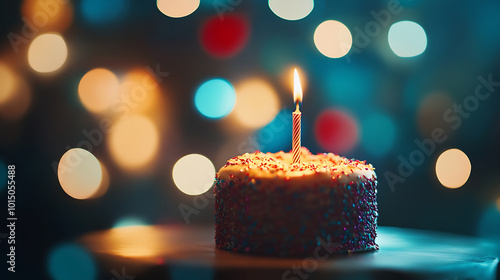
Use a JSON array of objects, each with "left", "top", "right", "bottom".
[
  {"left": 200, "top": 14, "right": 249, "bottom": 58},
  {"left": 314, "top": 109, "right": 359, "bottom": 154}
]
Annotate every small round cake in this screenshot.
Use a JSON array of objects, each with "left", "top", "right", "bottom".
[{"left": 215, "top": 147, "right": 378, "bottom": 257}]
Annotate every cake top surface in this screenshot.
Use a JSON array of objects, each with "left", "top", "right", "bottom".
[{"left": 217, "top": 147, "right": 376, "bottom": 185}]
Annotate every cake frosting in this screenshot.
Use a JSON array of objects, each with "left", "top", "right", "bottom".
[{"left": 215, "top": 147, "right": 378, "bottom": 256}]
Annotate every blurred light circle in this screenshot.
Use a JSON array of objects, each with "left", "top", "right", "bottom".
[
  {"left": 233, "top": 78, "right": 280, "bottom": 129},
  {"left": 314, "top": 20, "right": 352, "bottom": 58},
  {"left": 388, "top": 21, "right": 427, "bottom": 57},
  {"left": 157, "top": 0, "right": 199, "bottom": 18},
  {"left": 113, "top": 216, "right": 147, "bottom": 228},
  {"left": 81, "top": 0, "right": 128, "bottom": 25},
  {"left": 47, "top": 243, "right": 96, "bottom": 280},
  {"left": 28, "top": 33, "right": 67, "bottom": 73},
  {"left": 268, "top": 0, "right": 314, "bottom": 21},
  {"left": 119, "top": 68, "right": 161, "bottom": 116},
  {"left": 78, "top": 68, "right": 120, "bottom": 114},
  {"left": 195, "top": 79, "right": 236, "bottom": 119},
  {"left": 21, "top": 0, "right": 74, "bottom": 32},
  {"left": 314, "top": 109, "right": 359, "bottom": 154},
  {"left": 0, "top": 63, "right": 17, "bottom": 105},
  {"left": 108, "top": 115, "right": 160, "bottom": 170},
  {"left": 361, "top": 113, "right": 397, "bottom": 156},
  {"left": 0, "top": 70, "right": 32, "bottom": 120},
  {"left": 173, "top": 154, "right": 215, "bottom": 195},
  {"left": 57, "top": 148, "right": 103, "bottom": 200},
  {"left": 201, "top": 14, "right": 249, "bottom": 58},
  {"left": 435, "top": 149, "right": 471, "bottom": 189}
]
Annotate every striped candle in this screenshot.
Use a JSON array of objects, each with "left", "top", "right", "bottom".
[
  {"left": 292, "top": 69, "right": 303, "bottom": 164},
  {"left": 292, "top": 103, "right": 301, "bottom": 163}
]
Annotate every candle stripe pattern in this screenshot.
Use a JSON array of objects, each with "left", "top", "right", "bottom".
[{"left": 292, "top": 111, "right": 301, "bottom": 163}]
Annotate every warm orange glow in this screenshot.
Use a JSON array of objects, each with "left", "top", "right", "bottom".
[
  {"left": 294, "top": 68, "right": 303, "bottom": 104},
  {"left": 0, "top": 65, "right": 32, "bottom": 120},
  {"left": 232, "top": 78, "right": 280, "bottom": 129},
  {"left": 0, "top": 63, "right": 16, "bottom": 104},
  {"left": 435, "top": 149, "right": 471, "bottom": 189},
  {"left": 78, "top": 68, "right": 120, "bottom": 114},
  {"left": 21, "top": 0, "right": 73, "bottom": 32},
  {"left": 108, "top": 115, "right": 160, "bottom": 171},
  {"left": 157, "top": 0, "right": 200, "bottom": 18},
  {"left": 104, "top": 225, "right": 164, "bottom": 258},
  {"left": 57, "top": 148, "right": 103, "bottom": 200},
  {"left": 118, "top": 69, "right": 161, "bottom": 115},
  {"left": 28, "top": 33, "right": 68, "bottom": 73},
  {"left": 496, "top": 198, "right": 500, "bottom": 211}
]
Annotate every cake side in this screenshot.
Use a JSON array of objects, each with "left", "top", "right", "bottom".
[{"left": 215, "top": 147, "right": 378, "bottom": 257}]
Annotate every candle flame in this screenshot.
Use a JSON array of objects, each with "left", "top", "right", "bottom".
[{"left": 294, "top": 68, "right": 302, "bottom": 104}]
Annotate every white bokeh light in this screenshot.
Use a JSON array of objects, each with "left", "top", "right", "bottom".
[
  {"left": 314, "top": 20, "right": 352, "bottom": 58},
  {"left": 28, "top": 33, "right": 68, "bottom": 73},
  {"left": 172, "top": 154, "right": 215, "bottom": 195},
  {"left": 268, "top": 0, "right": 314, "bottom": 21},
  {"left": 435, "top": 149, "right": 471, "bottom": 189},
  {"left": 388, "top": 21, "right": 427, "bottom": 57},
  {"left": 157, "top": 0, "right": 199, "bottom": 18}
]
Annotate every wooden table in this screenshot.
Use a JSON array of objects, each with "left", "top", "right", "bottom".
[{"left": 79, "top": 225, "right": 499, "bottom": 280}]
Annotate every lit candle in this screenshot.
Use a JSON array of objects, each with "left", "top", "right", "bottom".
[{"left": 292, "top": 69, "right": 303, "bottom": 164}]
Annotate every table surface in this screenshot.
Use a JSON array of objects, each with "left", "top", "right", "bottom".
[{"left": 79, "top": 225, "right": 499, "bottom": 280}]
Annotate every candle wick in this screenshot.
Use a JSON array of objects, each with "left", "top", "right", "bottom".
[{"left": 295, "top": 102, "right": 300, "bottom": 112}]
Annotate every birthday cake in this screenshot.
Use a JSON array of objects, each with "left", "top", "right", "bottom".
[{"left": 215, "top": 147, "right": 378, "bottom": 256}]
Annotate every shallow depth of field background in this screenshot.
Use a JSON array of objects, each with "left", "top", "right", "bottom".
[{"left": 1, "top": 0, "right": 500, "bottom": 279}]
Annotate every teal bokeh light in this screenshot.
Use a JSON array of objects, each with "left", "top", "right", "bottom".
[
  {"left": 388, "top": 21, "right": 427, "bottom": 57},
  {"left": 361, "top": 113, "right": 397, "bottom": 156},
  {"left": 195, "top": 79, "right": 236, "bottom": 119},
  {"left": 48, "top": 243, "right": 96, "bottom": 280},
  {"left": 81, "top": 0, "right": 128, "bottom": 25},
  {"left": 113, "top": 216, "right": 147, "bottom": 228}
]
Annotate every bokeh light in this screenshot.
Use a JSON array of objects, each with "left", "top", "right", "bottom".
[
  {"left": 200, "top": 14, "right": 249, "bottom": 58},
  {"left": 435, "top": 149, "right": 471, "bottom": 189},
  {"left": 108, "top": 115, "right": 160, "bottom": 170},
  {"left": 157, "top": 0, "right": 199, "bottom": 18},
  {"left": 57, "top": 148, "right": 103, "bottom": 200},
  {"left": 80, "top": 0, "right": 128, "bottom": 25},
  {"left": 232, "top": 78, "right": 280, "bottom": 129},
  {"left": 268, "top": 0, "right": 314, "bottom": 21},
  {"left": 172, "top": 154, "right": 215, "bottom": 195},
  {"left": 195, "top": 79, "right": 236, "bottom": 119},
  {"left": 78, "top": 68, "right": 120, "bottom": 114},
  {"left": 314, "top": 109, "right": 359, "bottom": 154},
  {"left": 47, "top": 243, "right": 96, "bottom": 280},
  {"left": 21, "top": 0, "right": 73, "bottom": 32},
  {"left": 314, "top": 20, "right": 352, "bottom": 58},
  {"left": 0, "top": 63, "right": 17, "bottom": 105},
  {"left": 388, "top": 21, "right": 427, "bottom": 57},
  {"left": 361, "top": 113, "right": 397, "bottom": 156},
  {"left": 0, "top": 67, "right": 31, "bottom": 120},
  {"left": 119, "top": 68, "right": 162, "bottom": 116},
  {"left": 28, "top": 33, "right": 68, "bottom": 73},
  {"left": 113, "top": 216, "right": 147, "bottom": 228}
]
